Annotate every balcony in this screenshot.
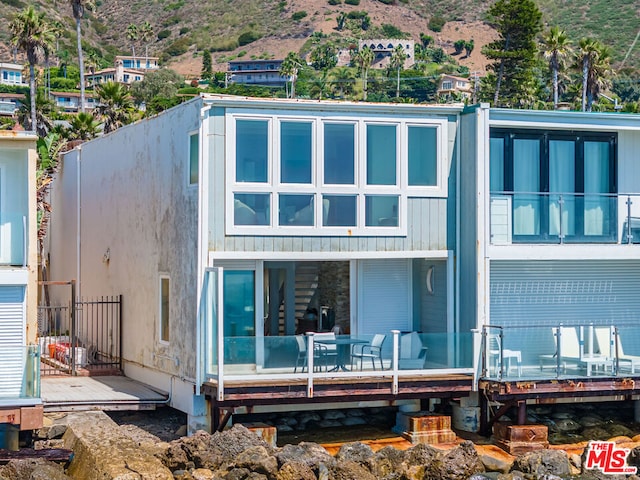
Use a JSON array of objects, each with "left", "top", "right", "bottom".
[
  {"left": 201, "top": 331, "right": 472, "bottom": 399},
  {"left": 0, "top": 212, "right": 27, "bottom": 267},
  {"left": 490, "top": 192, "right": 640, "bottom": 245},
  {"left": 480, "top": 324, "right": 640, "bottom": 382},
  {"left": 0, "top": 345, "right": 40, "bottom": 403}
]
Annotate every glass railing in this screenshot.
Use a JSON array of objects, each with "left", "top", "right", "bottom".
[
  {"left": 218, "top": 331, "right": 473, "bottom": 376},
  {"left": 0, "top": 213, "right": 27, "bottom": 266},
  {"left": 489, "top": 192, "right": 640, "bottom": 244},
  {"left": 0, "top": 345, "right": 40, "bottom": 401},
  {"left": 480, "top": 324, "right": 640, "bottom": 381}
]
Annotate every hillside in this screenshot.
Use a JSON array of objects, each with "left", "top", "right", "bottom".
[{"left": 0, "top": 0, "right": 638, "bottom": 77}]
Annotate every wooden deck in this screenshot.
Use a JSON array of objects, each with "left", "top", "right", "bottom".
[{"left": 41, "top": 376, "right": 168, "bottom": 412}]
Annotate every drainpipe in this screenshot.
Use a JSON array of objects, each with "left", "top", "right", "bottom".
[{"left": 76, "top": 145, "right": 82, "bottom": 301}]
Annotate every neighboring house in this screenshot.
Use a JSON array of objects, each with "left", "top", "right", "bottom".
[
  {"left": 0, "top": 93, "right": 24, "bottom": 116},
  {"left": 459, "top": 105, "right": 640, "bottom": 411},
  {"left": 0, "top": 62, "right": 26, "bottom": 87},
  {"left": 47, "top": 95, "right": 467, "bottom": 431},
  {"left": 0, "top": 131, "right": 42, "bottom": 446},
  {"left": 227, "top": 60, "right": 285, "bottom": 86},
  {"left": 437, "top": 75, "right": 473, "bottom": 100},
  {"left": 50, "top": 91, "right": 98, "bottom": 112},
  {"left": 114, "top": 55, "right": 160, "bottom": 71},
  {"left": 86, "top": 59, "right": 146, "bottom": 88},
  {"left": 357, "top": 39, "right": 414, "bottom": 69}
]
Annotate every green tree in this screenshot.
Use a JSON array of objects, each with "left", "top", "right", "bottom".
[
  {"left": 464, "top": 39, "right": 474, "bottom": 58},
  {"left": 126, "top": 23, "right": 139, "bottom": 57},
  {"left": 336, "top": 12, "right": 347, "bottom": 31},
  {"left": 310, "top": 43, "right": 337, "bottom": 72},
  {"left": 331, "top": 66, "right": 355, "bottom": 98},
  {"left": 69, "top": 0, "right": 94, "bottom": 113},
  {"left": 576, "top": 38, "right": 613, "bottom": 112},
  {"left": 482, "top": 0, "right": 542, "bottom": 107},
  {"left": 9, "top": 6, "right": 55, "bottom": 133},
  {"left": 309, "top": 71, "right": 331, "bottom": 100},
  {"left": 541, "top": 26, "right": 572, "bottom": 109},
  {"left": 279, "top": 51, "right": 303, "bottom": 98},
  {"left": 389, "top": 44, "right": 406, "bottom": 98},
  {"left": 354, "top": 46, "right": 374, "bottom": 100},
  {"left": 17, "top": 89, "right": 55, "bottom": 137},
  {"left": 453, "top": 39, "right": 466, "bottom": 55},
  {"left": 36, "top": 132, "right": 67, "bottom": 249},
  {"left": 139, "top": 21, "right": 154, "bottom": 65},
  {"left": 130, "top": 68, "right": 184, "bottom": 105},
  {"left": 68, "top": 112, "right": 99, "bottom": 140},
  {"left": 201, "top": 50, "right": 213, "bottom": 80},
  {"left": 419, "top": 33, "right": 433, "bottom": 48},
  {"left": 95, "top": 81, "right": 135, "bottom": 133}
]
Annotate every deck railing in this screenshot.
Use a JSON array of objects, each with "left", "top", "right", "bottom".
[
  {"left": 0, "top": 345, "right": 40, "bottom": 401},
  {"left": 480, "top": 323, "right": 640, "bottom": 381},
  {"left": 204, "top": 330, "right": 473, "bottom": 400},
  {"left": 490, "top": 192, "right": 640, "bottom": 245}
]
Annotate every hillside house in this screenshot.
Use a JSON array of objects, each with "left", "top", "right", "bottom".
[
  {"left": 0, "top": 131, "right": 42, "bottom": 447},
  {"left": 50, "top": 91, "right": 98, "bottom": 112},
  {"left": 0, "top": 63, "right": 26, "bottom": 87},
  {"left": 227, "top": 60, "right": 285, "bottom": 86},
  {"left": 357, "top": 39, "right": 414, "bottom": 69},
  {"left": 437, "top": 75, "right": 473, "bottom": 100}
]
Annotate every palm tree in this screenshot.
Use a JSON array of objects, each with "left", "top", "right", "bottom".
[
  {"left": 9, "top": 6, "right": 55, "bottom": 133},
  {"left": 389, "top": 44, "right": 406, "bottom": 98},
  {"left": 310, "top": 71, "right": 330, "bottom": 100},
  {"left": 126, "top": 24, "right": 139, "bottom": 58},
  {"left": 139, "top": 21, "right": 154, "bottom": 67},
  {"left": 353, "top": 46, "right": 374, "bottom": 100},
  {"left": 541, "top": 26, "right": 572, "bottom": 109},
  {"left": 330, "top": 66, "right": 355, "bottom": 98},
  {"left": 17, "top": 90, "right": 55, "bottom": 137},
  {"left": 280, "top": 52, "right": 303, "bottom": 99},
  {"left": 576, "top": 38, "right": 612, "bottom": 112},
  {"left": 95, "top": 81, "right": 134, "bottom": 133},
  {"left": 69, "top": 0, "right": 94, "bottom": 113},
  {"left": 68, "top": 111, "right": 99, "bottom": 140}
]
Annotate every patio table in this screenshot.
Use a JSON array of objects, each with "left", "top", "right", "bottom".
[{"left": 314, "top": 336, "right": 368, "bottom": 372}]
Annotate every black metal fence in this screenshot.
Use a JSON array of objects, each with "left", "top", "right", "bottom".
[{"left": 38, "top": 293, "right": 122, "bottom": 376}]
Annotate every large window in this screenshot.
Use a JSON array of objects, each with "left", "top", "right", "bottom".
[
  {"left": 491, "top": 129, "right": 617, "bottom": 242},
  {"left": 228, "top": 112, "right": 447, "bottom": 235}
]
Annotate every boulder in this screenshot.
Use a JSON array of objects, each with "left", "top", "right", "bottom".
[
  {"left": 276, "top": 443, "right": 334, "bottom": 470},
  {"left": 371, "top": 446, "right": 406, "bottom": 479},
  {"left": 211, "top": 425, "right": 274, "bottom": 458},
  {"left": 328, "top": 460, "right": 377, "bottom": 480},
  {"left": 192, "top": 469, "right": 215, "bottom": 480},
  {"left": 234, "top": 446, "right": 278, "bottom": 476},
  {"left": 511, "top": 449, "right": 571, "bottom": 477},
  {"left": 276, "top": 461, "right": 317, "bottom": 480},
  {"left": 335, "top": 442, "right": 374, "bottom": 470},
  {"left": 0, "top": 459, "right": 70, "bottom": 480},
  {"left": 424, "top": 441, "right": 485, "bottom": 480}
]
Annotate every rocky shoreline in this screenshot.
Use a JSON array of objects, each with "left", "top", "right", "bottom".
[{"left": 3, "top": 404, "right": 640, "bottom": 480}]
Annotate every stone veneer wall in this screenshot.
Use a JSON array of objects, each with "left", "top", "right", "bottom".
[{"left": 318, "top": 261, "right": 350, "bottom": 333}]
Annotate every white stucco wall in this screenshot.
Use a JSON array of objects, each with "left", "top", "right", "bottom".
[{"left": 48, "top": 99, "right": 204, "bottom": 416}]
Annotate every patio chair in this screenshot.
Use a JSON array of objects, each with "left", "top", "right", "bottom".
[
  {"left": 351, "top": 334, "right": 386, "bottom": 371},
  {"left": 594, "top": 327, "right": 640, "bottom": 374},
  {"left": 312, "top": 332, "right": 338, "bottom": 371},
  {"left": 539, "top": 326, "right": 582, "bottom": 372},
  {"left": 294, "top": 335, "right": 308, "bottom": 373},
  {"left": 488, "top": 334, "right": 522, "bottom": 377},
  {"left": 399, "top": 332, "right": 427, "bottom": 369}
]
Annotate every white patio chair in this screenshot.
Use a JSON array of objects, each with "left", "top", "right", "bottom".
[
  {"left": 595, "top": 327, "right": 640, "bottom": 374},
  {"left": 488, "top": 334, "right": 521, "bottom": 377},
  {"left": 351, "top": 334, "right": 385, "bottom": 371},
  {"left": 312, "top": 332, "right": 338, "bottom": 371}
]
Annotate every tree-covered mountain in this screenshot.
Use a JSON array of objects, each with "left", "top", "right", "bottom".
[{"left": 0, "top": 0, "right": 638, "bottom": 76}]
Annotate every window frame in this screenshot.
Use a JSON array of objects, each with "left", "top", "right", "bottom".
[
  {"left": 159, "top": 275, "right": 170, "bottom": 345},
  {"left": 490, "top": 128, "right": 617, "bottom": 243},
  {"left": 226, "top": 109, "right": 448, "bottom": 236},
  {"left": 188, "top": 130, "right": 199, "bottom": 186}
]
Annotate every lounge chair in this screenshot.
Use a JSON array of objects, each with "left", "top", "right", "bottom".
[
  {"left": 540, "top": 326, "right": 612, "bottom": 376},
  {"left": 594, "top": 327, "right": 640, "bottom": 374},
  {"left": 488, "top": 334, "right": 521, "bottom": 377}
]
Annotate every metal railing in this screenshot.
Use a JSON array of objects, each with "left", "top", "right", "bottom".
[
  {"left": 205, "top": 330, "right": 473, "bottom": 401},
  {"left": 480, "top": 323, "right": 640, "bottom": 381},
  {"left": 489, "top": 192, "right": 640, "bottom": 245}
]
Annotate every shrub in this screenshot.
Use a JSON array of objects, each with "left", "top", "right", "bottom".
[
  {"left": 376, "top": 0, "right": 394, "bottom": 4},
  {"left": 163, "top": 0, "right": 184, "bottom": 11},
  {"left": 179, "top": 27, "right": 190, "bottom": 35},
  {"left": 157, "top": 29, "right": 171, "bottom": 40},
  {"left": 238, "top": 31, "right": 261, "bottom": 46},
  {"left": 164, "top": 37, "right": 190, "bottom": 57},
  {"left": 346, "top": 10, "right": 366, "bottom": 19},
  {"left": 177, "top": 86, "right": 199, "bottom": 94},
  {"left": 210, "top": 38, "right": 239, "bottom": 51},
  {"left": 344, "top": 0, "right": 360, "bottom": 4},
  {"left": 381, "top": 23, "right": 403, "bottom": 37},
  {"left": 162, "top": 15, "right": 181, "bottom": 27},
  {"left": 428, "top": 15, "right": 446, "bottom": 32},
  {"left": 328, "top": 0, "right": 341, "bottom": 4},
  {"left": 0, "top": 0, "right": 25, "bottom": 8},
  {"left": 291, "top": 11, "right": 307, "bottom": 21}
]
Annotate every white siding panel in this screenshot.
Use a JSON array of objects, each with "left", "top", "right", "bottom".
[
  {"left": 0, "top": 286, "right": 26, "bottom": 398},
  {"left": 357, "top": 259, "right": 411, "bottom": 353}
]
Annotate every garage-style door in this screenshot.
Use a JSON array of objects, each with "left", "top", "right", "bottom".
[{"left": 0, "top": 286, "right": 26, "bottom": 398}]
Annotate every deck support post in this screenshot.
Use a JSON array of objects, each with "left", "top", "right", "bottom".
[{"left": 516, "top": 400, "right": 526, "bottom": 425}]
